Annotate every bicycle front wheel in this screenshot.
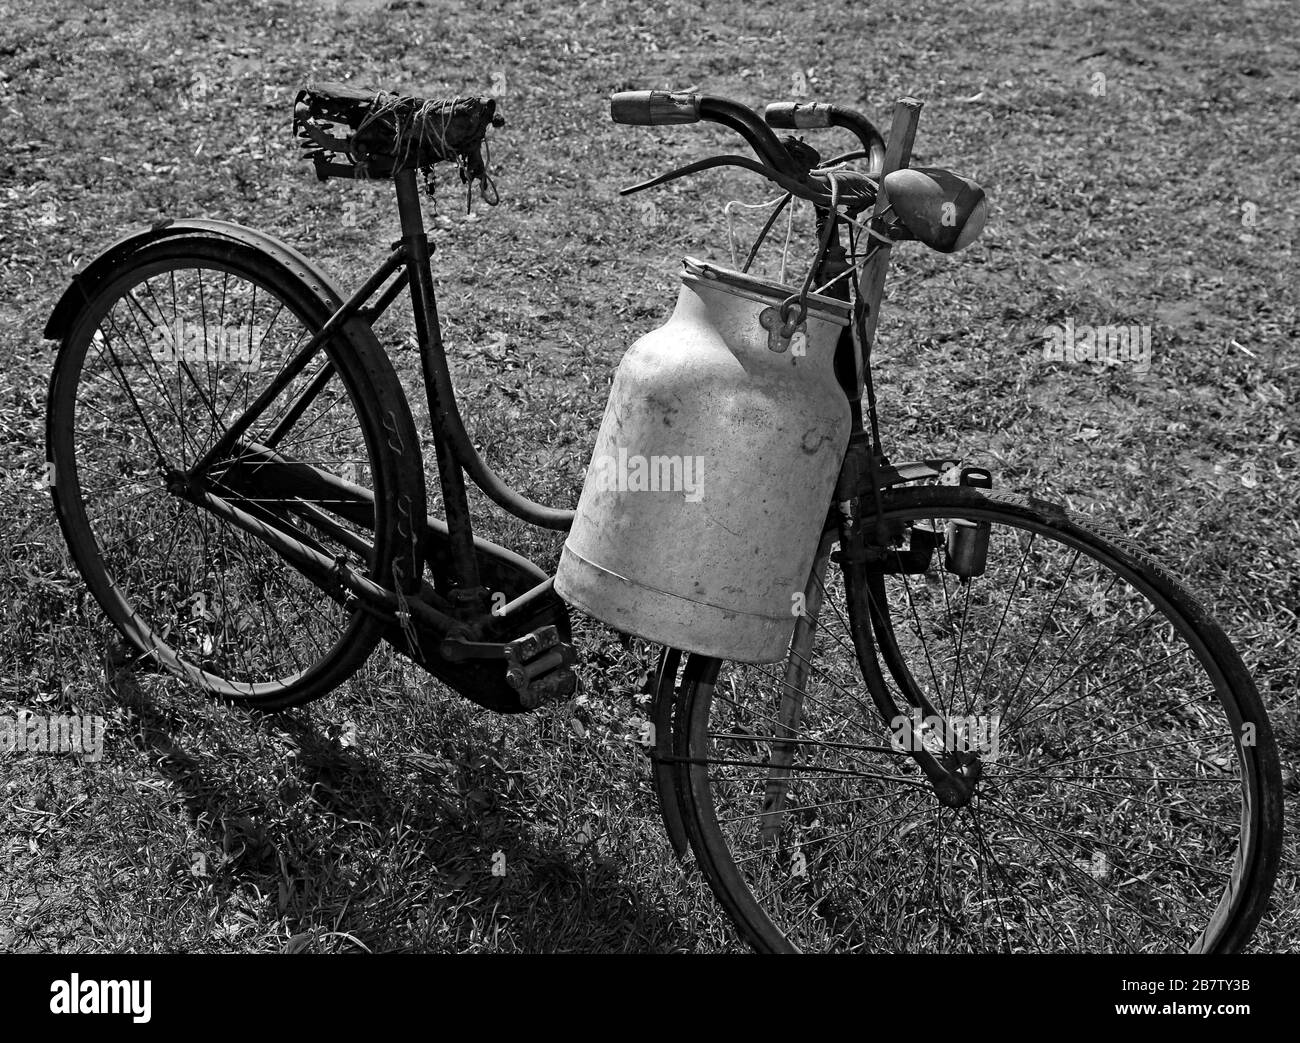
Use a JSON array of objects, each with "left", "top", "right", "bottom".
[
  {"left": 672, "top": 486, "right": 1282, "bottom": 952},
  {"left": 46, "top": 234, "right": 426, "bottom": 709}
]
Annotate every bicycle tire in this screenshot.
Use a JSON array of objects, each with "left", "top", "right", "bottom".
[
  {"left": 46, "top": 235, "right": 426, "bottom": 709},
  {"left": 671, "top": 485, "right": 1283, "bottom": 952}
]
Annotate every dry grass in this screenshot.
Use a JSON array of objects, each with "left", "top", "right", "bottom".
[{"left": 0, "top": 0, "right": 1295, "bottom": 951}]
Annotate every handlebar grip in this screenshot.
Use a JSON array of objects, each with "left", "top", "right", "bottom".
[
  {"left": 610, "top": 91, "right": 701, "bottom": 126},
  {"left": 764, "top": 102, "right": 834, "bottom": 129}
]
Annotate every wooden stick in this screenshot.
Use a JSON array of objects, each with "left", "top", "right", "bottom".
[{"left": 854, "top": 97, "right": 923, "bottom": 376}]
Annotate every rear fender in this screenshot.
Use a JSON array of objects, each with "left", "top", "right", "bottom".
[{"left": 43, "top": 217, "right": 348, "bottom": 341}]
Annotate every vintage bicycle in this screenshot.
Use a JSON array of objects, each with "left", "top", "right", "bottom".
[{"left": 43, "top": 83, "right": 1282, "bottom": 952}]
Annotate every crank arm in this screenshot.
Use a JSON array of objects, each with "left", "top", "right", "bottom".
[{"left": 441, "top": 625, "right": 578, "bottom": 708}]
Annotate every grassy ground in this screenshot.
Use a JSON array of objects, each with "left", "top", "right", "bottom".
[{"left": 0, "top": 0, "right": 1296, "bottom": 951}]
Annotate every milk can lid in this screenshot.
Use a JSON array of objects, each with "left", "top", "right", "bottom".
[{"left": 681, "top": 256, "right": 852, "bottom": 325}]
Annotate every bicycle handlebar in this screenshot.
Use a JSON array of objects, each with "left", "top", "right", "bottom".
[
  {"left": 610, "top": 90, "right": 701, "bottom": 126},
  {"left": 611, "top": 91, "right": 804, "bottom": 179},
  {"left": 764, "top": 102, "right": 887, "bottom": 177},
  {"left": 763, "top": 101, "right": 837, "bottom": 129},
  {"left": 609, "top": 90, "right": 891, "bottom": 211}
]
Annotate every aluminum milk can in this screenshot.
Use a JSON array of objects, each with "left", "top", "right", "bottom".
[{"left": 555, "top": 257, "right": 852, "bottom": 663}]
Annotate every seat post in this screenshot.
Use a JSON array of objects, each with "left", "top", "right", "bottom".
[
  {"left": 394, "top": 167, "right": 427, "bottom": 239},
  {"left": 393, "top": 168, "right": 485, "bottom": 605}
]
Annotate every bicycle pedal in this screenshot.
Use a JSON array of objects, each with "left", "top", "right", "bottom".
[
  {"left": 514, "top": 663, "right": 579, "bottom": 710},
  {"left": 505, "top": 626, "right": 578, "bottom": 710}
]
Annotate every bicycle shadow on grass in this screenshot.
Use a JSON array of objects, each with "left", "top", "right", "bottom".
[{"left": 108, "top": 654, "right": 701, "bottom": 953}]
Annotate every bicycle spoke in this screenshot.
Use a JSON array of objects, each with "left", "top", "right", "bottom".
[
  {"left": 683, "top": 492, "right": 1274, "bottom": 953},
  {"left": 54, "top": 254, "right": 400, "bottom": 705}
]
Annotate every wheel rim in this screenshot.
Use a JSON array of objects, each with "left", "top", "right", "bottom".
[
  {"left": 683, "top": 495, "right": 1277, "bottom": 953},
  {"left": 50, "top": 257, "right": 387, "bottom": 698}
]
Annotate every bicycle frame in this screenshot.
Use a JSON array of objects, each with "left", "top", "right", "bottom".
[
  {"left": 175, "top": 167, "right": 582, "bottom": 649},
  {"left": 176, "top": 93, "right": 956, "bottom": 760}
]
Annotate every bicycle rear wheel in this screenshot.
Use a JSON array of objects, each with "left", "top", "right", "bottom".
[
  {"left": 672, "top": 486, "right": 1282, "bottom": 952},
  {"left": 46, "top": 235, "right": 426, "bottom": 709}
]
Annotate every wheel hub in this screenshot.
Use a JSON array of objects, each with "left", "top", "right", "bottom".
[{"left": 933, "top": 749, "right": 983, "bottom": 808}]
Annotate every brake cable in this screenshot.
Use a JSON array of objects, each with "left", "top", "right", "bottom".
[
  {"left": 847, "top": 215, "right": 890, "bottom": 530},
  {"left": 723, "top": 191, "right": 795, "bottom": 276},
  {"left": 813, "top": 148, "right": 871, "bottom": 171},
  {"left": 620, "top": 154, "right": 834, "bottom": 206},
  {"left": 745, "top": 192, "right": 794, "bottom": 276},
  {"left": 777, "top": 172, "right": 843, "bottom": 336}
]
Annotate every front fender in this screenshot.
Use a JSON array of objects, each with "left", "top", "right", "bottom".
[
  {"left": 650, "top": 646, "right": 690, "bottom": 859},
  {"left": 43, "top": 217, "right": 346, "bottom": 341}
]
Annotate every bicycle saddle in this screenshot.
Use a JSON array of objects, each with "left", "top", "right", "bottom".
[{"left": 294, "top": 82, "right": 503, "bottom": 195}]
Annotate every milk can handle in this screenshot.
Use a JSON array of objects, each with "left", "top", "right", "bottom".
[{"left": 777, "top": 172, "right": 846, "bottom": 336}]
